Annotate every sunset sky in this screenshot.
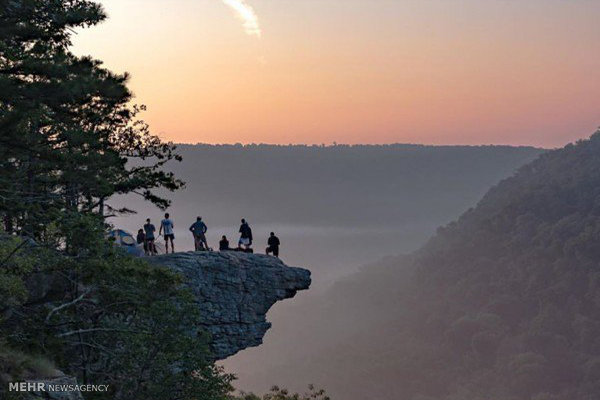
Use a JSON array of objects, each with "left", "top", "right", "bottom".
[{"left": 72, "top": 0, "right": 600, "bottom": 147}]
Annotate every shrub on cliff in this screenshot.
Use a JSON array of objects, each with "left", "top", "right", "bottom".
[
  {"left": 236, "top": 385, "right": 330, "bottom": 400},
  {"left": 0, "top": 231, "right": 235, "bottom": 400}
]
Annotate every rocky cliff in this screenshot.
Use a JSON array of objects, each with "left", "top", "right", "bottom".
[
  {"left": 6, "top": 251, "right": 309, "bottom": 399},
  {"left": 149, "top": 251, "right": 311, "bottom": 360}
]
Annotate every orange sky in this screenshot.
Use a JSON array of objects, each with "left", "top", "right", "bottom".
[{"left": 72, "top": 0, "right": 600, "bottom": 147}]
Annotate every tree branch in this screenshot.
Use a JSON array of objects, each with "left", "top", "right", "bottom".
[
  {"left": 58, "top": 327, "right": 143, "bottom": 338},
  {"left": 45, "top": 289, "right": 91, "bottom": 323}
]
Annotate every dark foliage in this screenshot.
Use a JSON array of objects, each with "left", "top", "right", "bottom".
[
  {"left": 0, "top": 2, "right": 234, "bottom": 399},
  {"left": 0, "top": 233, "right": 234, "bottom": 400},
  {"left": 0, "top": 0, "right": 184, "bottom": 241}
]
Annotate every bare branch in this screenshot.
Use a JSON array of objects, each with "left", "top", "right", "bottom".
[
  {"left": 45, "top": 289, "right": 91, "bottom": 323},
  {"left": 57, "top": 327, "right": 144, "bottom": 338}
]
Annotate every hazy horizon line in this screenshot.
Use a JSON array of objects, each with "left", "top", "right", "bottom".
[{"left": 170, "top": 141, "right": 551, "bottom": 150}]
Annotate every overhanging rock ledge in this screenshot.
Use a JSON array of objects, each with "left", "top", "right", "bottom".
[{"left": 149, "top": 251, "right": 311, "bottom": 360}]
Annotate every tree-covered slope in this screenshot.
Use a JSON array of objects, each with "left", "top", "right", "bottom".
[
  {"left": 245, "top": 132, "right": 600, "bottom": 400},
  {"left": 401, "top": 132, "right": 600, "bottom": 399}
]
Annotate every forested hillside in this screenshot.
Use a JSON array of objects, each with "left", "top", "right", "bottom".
[{"left": 231, "top": 132, "right": 600, "bottom": 400}]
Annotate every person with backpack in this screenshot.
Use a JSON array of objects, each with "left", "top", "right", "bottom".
[{"left": 189, "top": 216, "right": 209, "bottom": 251}]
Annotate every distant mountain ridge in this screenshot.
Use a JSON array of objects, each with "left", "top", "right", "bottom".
[
  {"left": 227, "top": 133, "right": 600, "bottom": 400},
  {"left": 134, "top": 143, "right": 545, "bottom": 227}
]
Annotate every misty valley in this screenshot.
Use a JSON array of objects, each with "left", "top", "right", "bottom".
[
  {"left": 3, "top": 2, "right": 600, "bottom": 399},
  {"left": 112, "top": 143, "right": 553, "bottom": 398}
]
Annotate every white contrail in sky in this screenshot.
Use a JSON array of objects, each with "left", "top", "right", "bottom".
[{"left": 220, "top": 0, "right": 261, "bottom": 37}]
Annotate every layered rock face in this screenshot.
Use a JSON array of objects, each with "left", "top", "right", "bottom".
[{"left": 150, "top": 252, "right": 311, "bottom": 360}]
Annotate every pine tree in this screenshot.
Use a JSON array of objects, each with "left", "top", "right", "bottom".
[
  {"left": 0, "top": 0, "right": 183, "bottom": 245},
  {"left": 0, "top": 3, "right": 238, "bottom": 398}
]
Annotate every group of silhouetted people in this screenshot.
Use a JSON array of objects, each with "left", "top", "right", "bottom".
[{"left": 136, "top": 214, "right": 280, "bottom": 257}]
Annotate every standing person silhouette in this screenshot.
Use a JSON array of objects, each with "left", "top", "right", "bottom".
[
  {"left": 266, "top": 232, "right": 280, "bottom": 257},
  {"left": 143, "top": 218, "right": 157, "bottom": 255},
  {"left": 137, "top": 229, "right": 147, "bottom": 254},
  {"left": 159, "top": 213, "right": 175, "bottom": 254},
  {"left": 189, "top": 216, "right": 208, "bottom": 251},
  {"left": 238, "top": 218, "right": 253, "bottom": 251}
]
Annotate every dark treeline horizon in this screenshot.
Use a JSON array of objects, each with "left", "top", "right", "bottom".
[
  {"left": 173, "top": 142, "right": 548, "bottom": 150},
  {"left": 141, "top": 143, "right": 546, "bottom": 228}
]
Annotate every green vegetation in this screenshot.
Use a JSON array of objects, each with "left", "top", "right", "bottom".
[
  {"left": 0, "top": 0, "right": 183, "bottom": 236},
  {"left": 402, "top": 131, "right": 600, "bottom": 399},
  {"left": 0, "top": 2, "right": 325, "bottom": 399},
  {"left": 0, "top": 348, "right": 59, "bottom": 382},
  {"left": 0, "top": 234, "right": 236, "bottom": 400},
  {"left": 0, "top": 1, "right": 234, "bottom": 398}
]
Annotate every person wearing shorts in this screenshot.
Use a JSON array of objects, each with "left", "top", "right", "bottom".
[
  {"left": 238, "top": 218, "right": 253, "bottom": 250},
  {"left": 160, "top": 213, "right": 175, "bottom": 254},
  {"left": 143, "top": 218, "right": 157, "bottom": 256}
]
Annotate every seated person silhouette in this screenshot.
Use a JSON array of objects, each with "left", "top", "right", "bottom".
[{"left": 219, "top": 235, "right": 230, "bottom": 251}]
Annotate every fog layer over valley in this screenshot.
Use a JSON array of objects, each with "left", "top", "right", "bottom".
[{"left": 114, "top": 144, "right": 542, "bottom": 286}]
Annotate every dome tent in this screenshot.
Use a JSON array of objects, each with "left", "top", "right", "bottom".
[{"left": 108, "top": 229, "right": 144, "bottom": 257}]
